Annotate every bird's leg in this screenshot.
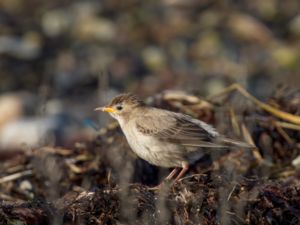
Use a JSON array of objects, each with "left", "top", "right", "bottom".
[
  {"left": 174, "top": 162, "right": 189, "bottom": 182},
  {"left": 147, "top": 168, "right": 180, "bottom": 191},
  {"left": 165, "top": 168, "right": 180, "bottom": 180},
  {"left": 147, "top": 164, "right": 188, "bottom": 190}
]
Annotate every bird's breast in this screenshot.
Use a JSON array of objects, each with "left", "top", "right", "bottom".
[
  {"left": 121, "top": 122, "right": 184, "bottom": 167},
  {"left": 122, "top": 123, "right": 154, "bottom": 154}
]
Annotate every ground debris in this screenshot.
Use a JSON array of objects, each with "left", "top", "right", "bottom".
[{"left": 1, "top": 89, "right": 300, "bottom": 225}]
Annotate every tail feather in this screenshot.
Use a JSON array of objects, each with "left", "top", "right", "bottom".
[{"left": 218, "top": 137, "right": 255, "bottom": 149}]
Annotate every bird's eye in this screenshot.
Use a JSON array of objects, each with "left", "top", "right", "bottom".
[{"left": 116, "top": 105, "right": 123, "bottom": 111}]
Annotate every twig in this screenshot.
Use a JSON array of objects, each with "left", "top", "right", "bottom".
[
  {"left": 0, "top": 170, "right": 33, "bottom": 184},
  {"left": 241, "top": 123, "right": 262, "bottom": 163},
  {"left": 208, "top": 83, "right": 300, "bottom": 125},
  {"left": 229, "top": 108, "right": 241, "bottom": 136},
  {"left": 274, "top": 121, "right": 300, "bottom": 131},
  {"left": 227, "top": 184, "right": 237, "bottom": 201},
  {"left": 178, "top": 171, "right": 209, "bottom": 182},
  {"left": 274, "top": 123, "right": 294, "bottom": 145},
  {"left": 0, "top": 192, "right": 16, "bottom": 201}
]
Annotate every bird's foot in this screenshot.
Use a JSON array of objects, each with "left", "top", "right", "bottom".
[{"left": 146, "top": 180, "right": 173, "bottom": 191}]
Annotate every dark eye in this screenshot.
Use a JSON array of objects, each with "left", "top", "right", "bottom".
[{"left": 116, "top": 105, "right": 123, "bottom": 111}]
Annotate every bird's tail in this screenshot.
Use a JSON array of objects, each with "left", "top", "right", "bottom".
[{"left": 217, "top": 137, "right": 255, "bottom": 149}]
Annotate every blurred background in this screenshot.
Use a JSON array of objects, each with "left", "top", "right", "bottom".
[{"left": 0, "top": 0, "right": 300, "bottom": 150}]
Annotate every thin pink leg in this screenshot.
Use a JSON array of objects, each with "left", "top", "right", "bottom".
[
  {"left": 174, "top": 162, "right": 189, "bottom": 182},
  {"left": 165, "top": 168, "right": 180, "bottom": 180},
  {"left": 147, "top": 168, "right": 180, "bottom": 190},
  {"left": 147, "top": 164, "right": 189, "bottom": 190}
]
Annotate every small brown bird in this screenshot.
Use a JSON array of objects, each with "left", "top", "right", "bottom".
[{"left": 95, "top": 93, "right": 252, "bottom": 184}]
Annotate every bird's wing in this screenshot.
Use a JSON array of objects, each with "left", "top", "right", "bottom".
[{"left": 135, "top": 109, "right": 230, "bottom": 148}]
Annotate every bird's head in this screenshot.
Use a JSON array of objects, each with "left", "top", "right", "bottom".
[{"left": 95, "top": 93, "right": 144, "bottom": 120}]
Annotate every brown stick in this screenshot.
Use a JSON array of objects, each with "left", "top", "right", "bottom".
[{"left": 208, "top": 83, "right": 300, "bottom": 125}]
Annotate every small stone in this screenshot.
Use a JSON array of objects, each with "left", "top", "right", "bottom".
[
  {"left": 19, "top": 180, "right": 32, "bottom": 192},
  {"left": 42, "top": 9, "right": 71, "bottom": 37},
  {"left": 142, "top": 46, "right": 167, "bottom": 71},
  {"left": 292, "top": 155, "right": 300, "bottom": 168},
  {"left": 289, "top": 14, "right": 300, "bottom": 37},
  {"left": 0, "top": 93, "right": 23, "bottom": 128},
  {"left": 204, "top": 79, "right": 226, "bottom": 96},
  {"left": 227, "top": 13, "right": 272, "bottom": 43},
  {"left": 75, "top": 17, "right": 117, "bottom": 42},
  {"left": 271, "top": 44, "right": 299, "bottom": 68},
  {"left": 0, "top": 33, "right": 41, "bottom": 59}
]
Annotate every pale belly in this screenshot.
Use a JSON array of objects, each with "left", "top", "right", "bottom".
[{"left": 122, "top": 125, "right": 194, "bottom": 168}]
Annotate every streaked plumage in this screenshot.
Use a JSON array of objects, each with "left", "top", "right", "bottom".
[{"left": 95, "top": 93, "right": 253, "bottom": 184}]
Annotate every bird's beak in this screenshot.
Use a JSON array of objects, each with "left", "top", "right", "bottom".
[{"left": 94, "top": 106, "right": 116, "bottom": 113}]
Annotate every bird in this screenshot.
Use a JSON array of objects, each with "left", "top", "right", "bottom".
[{"left": 95, "top": 93, "right": 253, "bottom": 185}]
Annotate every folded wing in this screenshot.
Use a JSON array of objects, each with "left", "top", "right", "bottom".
[{"left": 135, "top": 109, "right": 254, "bottom": 149}]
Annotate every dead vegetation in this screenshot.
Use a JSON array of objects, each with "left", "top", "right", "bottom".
[{"left": 0, "top": 85, "right": 300, "bottom": 225}]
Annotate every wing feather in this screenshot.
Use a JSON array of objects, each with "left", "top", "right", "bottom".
[
  {"left": 135, "top": 109, "right": 223, "bottom": 148},
  {"left": 135, "top": 108, "right": 254, "bottom": 149}
]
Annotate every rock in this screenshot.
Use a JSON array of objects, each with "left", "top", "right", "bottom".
[
  {"left": 227, "top": 13, "right": 273, "bottom": 44},
  {"left": 0, "top": 33, "right": 41, "bottom": 59},
  {"left": 292, "top": 155, "right": 300, "bottom": 168},
  {"left": 289, "top": 14, "right": 300, "bottom": 37},
  {"left": 0, "top": 114, "right": 76, "bottom": 149},
  {"left": 270, "top": 44, "right": 299, "bottom": 68},
  {"left": 74, "top": 17, "right": 117, "bottom": 42},
  {"left": 142, "top": 46, "right": 167, "bottom": 71},
  {"left": 42, "top": 9, "right": 72, "bottom": 37},
  {"left": 0, "top": 94, "right": 23, "bottom": 129}
]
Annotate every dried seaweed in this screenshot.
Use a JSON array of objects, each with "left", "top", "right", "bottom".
[{"left": 0, "top": 88, "right": 300, "bottom": 225}]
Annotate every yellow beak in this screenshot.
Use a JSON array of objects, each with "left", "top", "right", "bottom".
[{"left": 94, "top": 107, "right": 116, "bottom": 113}]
